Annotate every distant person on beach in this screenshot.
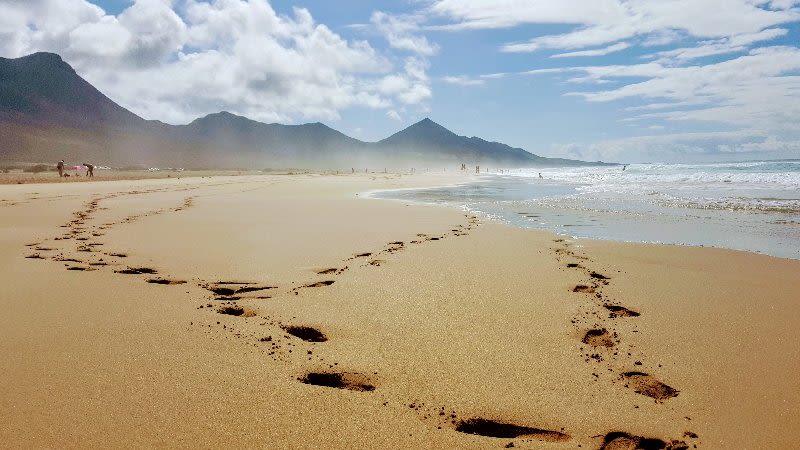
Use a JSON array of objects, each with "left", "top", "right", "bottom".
[
  {"left": 57, "top": 160, "right": 64, "bottom": 177},
  {"left": 539, "top": 172, "right": 543, "bottom": 179},
  {"left": 83, "top": 163, "right": 94, "bottom": 177}
]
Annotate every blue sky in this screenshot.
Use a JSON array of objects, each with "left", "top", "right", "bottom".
[{"left": 2, "top": 0, "right": 800, "bottom": 163}]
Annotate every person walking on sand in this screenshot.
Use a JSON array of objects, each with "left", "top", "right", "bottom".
[
  {"left": 57, "top": 160, "right": 64, "bottom": 177},
  {"left": 83, "top": 163, "right": 94, "bottom": 177}
]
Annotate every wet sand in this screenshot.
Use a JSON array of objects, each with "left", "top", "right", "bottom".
[{"left": 1, "top": 173, "right": 798, "bottom": 449}]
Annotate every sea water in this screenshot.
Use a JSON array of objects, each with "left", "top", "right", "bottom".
[{"left": 372, "top": 160, "right": 800, "bottom": 260}]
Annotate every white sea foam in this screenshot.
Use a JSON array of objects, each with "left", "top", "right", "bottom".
[{"left": 375, "top": 160, "right": 800, "bottom": 259}]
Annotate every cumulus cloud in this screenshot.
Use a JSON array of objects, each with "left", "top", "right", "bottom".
[{"left": 0, "top": 0, "right": 433, "bottom": 124}]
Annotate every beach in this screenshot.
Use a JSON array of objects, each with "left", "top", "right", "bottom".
[{"left": 1, "top": 172, "right": 798, "bottom": 449}]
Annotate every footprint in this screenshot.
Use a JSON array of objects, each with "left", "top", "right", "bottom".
[
  {"left": 590, "top": 271, "right": 610, "bottom": 280},
  {"left": 622, "top": 372, "right": 679, "bottom": 401},
  {"left": 217, "top": 306, "right": 255, "bottom": 316},
  {"left": 354, "top": 252, "right": 372, "bottom": 258},
  {"left": 454, "top": 418, "right": 570, "bottom": 441},
  {"left": 604, "top": 304, "right": 640, "bottom": 317},
  {"left": 235, "top": 286, "right": 277, "bottom": 294},
  {"left": 599, "top": 431, "right": 687, "bottom": 450},
  {"left": 107, "top": 252, "right": 128, "bottom": 258},
  {"left": 582, "top": 329, "right": 616, "bottom": 348},
  {"left": 316, "top": 268, "right": 339, "bottom": 275},
  {"left": 282, "top": 325, "right": 327, "bottom": 342},
  {"left": 302, "top": 280, "right": 335, "bottom": 288},
  {"left": 368, "top": 259, "right": 385, "bottom": 266},
  {"left": 115, "top": 267, "right": 158, "bottom": 275},
  {"left": 146, "top": 278, "right": 187, "bottom": 285},
  {"left": 204, "top": 285, "right": 237, "bottom": 296},
  {"left": 573, "top": 285, "right": 596, "bottom": 293},
  {"left": 298, "top": 371, "right": 375, "bottom": 392}
]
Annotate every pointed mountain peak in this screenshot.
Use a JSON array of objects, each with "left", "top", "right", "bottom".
[
  {"left": 190, "top": 110, "right": 256, "bottom": 126},
  {"left": 395, "top": 117, "right": 454, "bottom": 136},
  {"left": 410, "top": 117, "right": 443, "bottom": 128}
]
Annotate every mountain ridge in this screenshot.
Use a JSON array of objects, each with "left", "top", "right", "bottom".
[{"left": 0, "top": 52, "right": 616, "bottom": 168}]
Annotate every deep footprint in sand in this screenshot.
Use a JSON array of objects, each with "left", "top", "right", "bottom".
[
  {"left": 115, "top": 267, "right": 158, "bottom": 275},
  {"left": 622, "top": 372, "right": 679, "bottom": 401},
  {"left": 217, "top": 305, "right": 256, "bottom": 317},
  {"left": 599, "top": 431, "right": 688, "bottom": 450},
  {"left": 604, "top": 304, "right": 641, "bottom": 317},
  {"left": 298, "top": 372, "right": 375, "bottom": 392},
  {"left": 147, "top": 278, "right": 187, "bottom": 285},
  {"left": 582, "top": 329, "right": 616, "bottom": 348},
  {"left": 302, "top": 280, "right": 335, "bottom": 288},
  {"left": 454, "top": 418, "right": 570, "bottom": 441},
  {"left": 235, "top": 286, "right": 277, "bottom": 294},
  {"left": 205, "top": 284, "right": 276, "bottom": 295},
  {"left": 282, "top": 325, "right": 328, "bottom": 342}
]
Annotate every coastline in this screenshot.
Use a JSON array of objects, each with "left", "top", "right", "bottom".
[{"left": 1, "top": 173, "right": 798, "bottom": 448}]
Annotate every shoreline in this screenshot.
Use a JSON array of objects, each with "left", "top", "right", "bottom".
[
  {"left": 371, "top": 174, "right": 800, "bottom": 261},
  {"left": 2, "top": 173, "right": 798, "bottom": 448}
]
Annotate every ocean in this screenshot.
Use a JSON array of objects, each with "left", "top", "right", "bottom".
[{"left": 372, "top": 160, "right": 800, "bottom": 260}]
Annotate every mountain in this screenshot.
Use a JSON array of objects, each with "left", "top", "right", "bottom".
[
  {"left": 0, "top": 52, "right": 146, "bottom": 128},
  {"left": 378, "top": 118, "right": 591, "bottom": 166},
  {"left": 0, "top": 52, "right": 615, "bottom": 168}
]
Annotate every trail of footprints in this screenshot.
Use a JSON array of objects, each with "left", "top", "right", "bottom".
[
  {"left": 551, "top": 239, "right": 679, "bottom": 401},
  {"left": 25, "top": 195, "right": 699, "bottom": 448},
  {"left": 548, "top": 237, "right": 696, "bottom": 448}
]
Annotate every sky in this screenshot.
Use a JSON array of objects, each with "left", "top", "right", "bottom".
[{"left": 1, "top": 0, "right": 800, "bottom": 163}]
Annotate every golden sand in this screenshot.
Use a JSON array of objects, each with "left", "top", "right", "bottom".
[{"left": 1, "top": 173, "right": 798, "bottom": 449}]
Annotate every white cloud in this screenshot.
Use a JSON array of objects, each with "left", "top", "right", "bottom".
[
  {"left": 386, "top": 110, "right": 402, "bottom": 121},
  {"left": 650, "top": 28, "right": 789, "bottom": 62},
  {"left": 551, "top": 42, "right": 630, "bottom": 58},
  {"left": 370, "top": 12, "right": 438, "bottom": 56},
  {"left": 0, "top": 0, "right": 433, "bottom": 124},
  {"left": 553, "top": 130, "right": 800, "bottom": 163},
  {"left": 429, "top": 0, "right": 800, "bottom": 53},
  {"left": 441, "top": 75, "right": 485, "bottom": 86},
  {"left": 566, "top": 47, "right": 800, "bottom": 130}
]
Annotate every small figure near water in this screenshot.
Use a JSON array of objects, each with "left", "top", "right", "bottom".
[
  {"left": 83, "top": 163, "right": 94, "bottom": 177},
  {"left": 57, "top": 160, "right": 64, "bottom": 177},
  {"left": 538, "top": 172, "right": 543, "bottom": 179}
]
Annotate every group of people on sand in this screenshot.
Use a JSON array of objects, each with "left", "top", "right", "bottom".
[{"left": 57, "top": 160, "right": 94, "bottom": 178}]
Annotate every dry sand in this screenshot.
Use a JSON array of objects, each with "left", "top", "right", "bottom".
[{"left": 1, "top": 173, "right": 798, "bottom": 449}]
